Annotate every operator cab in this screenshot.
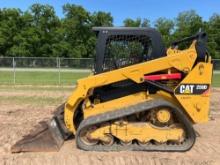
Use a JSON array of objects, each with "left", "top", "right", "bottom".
[{"left": 92, "top": 27, "right": 166, "bottom": 74}]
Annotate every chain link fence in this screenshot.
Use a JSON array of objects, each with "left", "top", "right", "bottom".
[
  {"left": 0, "top": 57, "right": 93, "bottom": 85},
  {"left": 0, "top": 57, "right": 220, "bottom": 86}
]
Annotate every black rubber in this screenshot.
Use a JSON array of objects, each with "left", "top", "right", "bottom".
[
  {"left": 76, "top": 99, "right": 196, "bottom": 152},
  {"left": 53, "top": 103, "right": 72, "bottom": 140},
  {"left": 145, "top": 80, "right": 174, "bottom": 94}
]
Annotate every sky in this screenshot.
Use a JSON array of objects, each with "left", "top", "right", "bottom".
[{"left": 0, "top": 0, "right": 219, "bottom": 25}]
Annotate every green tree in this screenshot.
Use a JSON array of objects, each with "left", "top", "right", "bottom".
[
  {"left": 88, "top": 11, "right": 113, "bottom": 57},
  {"left": 6, "top": 11, "right": 34, "bottom": 57},
  {"left": 90, "top": 11, "right": 113, "bottom": 27},
  {"left": 154, "top": 17, "right": 174, "bottom": 46},
  {"left": 0, "top": 5, "right": 219, "bottom": 59},
  {"left": 123, "top": 18, "right": 150, "bottom": 27},
  {"left": 174, "top": 10, "right": 204, "bottom": 39},
  {"left": 0, "top": 8, "right": 23, "bottom": 56},
  {"left": 29, "top": 4, "right": 61, "bottom": 57},
  {"left": 141, "top": 18, "right": 150, "bottom": 27},
  {"left": 62, "top": 4, "right": 92, "bottom": 58},
  {"left": 1, "top": 4, "right": 62, "bottom": 57},
  {"left": 123, "top": 18, "right": 141, "bottom": 27},
  {"left": 62, "top": 4, "right": 113, "bottom": 58},
  {"left": 207, "top": 14, "right": 220, "bottom": 58}
]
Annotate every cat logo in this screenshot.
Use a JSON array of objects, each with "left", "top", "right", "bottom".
[
  {"left": 180, "top": 85, "right": 194, "bottom": 94},
  {"left": 175, "top": 84, "right": 209, "bottom": 95}
]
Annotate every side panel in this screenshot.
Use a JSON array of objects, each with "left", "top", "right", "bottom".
[
  {"left": 83, "top": 92, "right": 149, "bottom": 118},
  {"left": 174, "top": 62, "right": 213, "bottom": 123}
]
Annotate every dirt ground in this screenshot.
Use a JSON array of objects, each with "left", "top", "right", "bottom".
[{"left": 0, "top": 87, "right": 220, "bottom": 165}]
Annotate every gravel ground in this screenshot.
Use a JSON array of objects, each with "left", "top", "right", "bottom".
[{"left": 0, "top": 87, "right": 219, "bottom": 165}]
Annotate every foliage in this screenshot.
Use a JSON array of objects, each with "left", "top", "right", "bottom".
[
  {"left": 123, "top": 18, "right": 150, "bottom": 27},
  {"left": 207, "top": 14, "right": 220, "bottom": 58},
  {"left": 0, "top": 5, "right": 219, "bottom": 58},
  {"left": 154, "top": 17, "right": 174, "bottom": 46},
  {"left": 0, "top": 3, "right": 113, "bottom": 58}
]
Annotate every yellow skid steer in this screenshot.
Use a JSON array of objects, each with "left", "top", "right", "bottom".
[{"left": 11, "top": 27, "right": 213, "bottom": 152}]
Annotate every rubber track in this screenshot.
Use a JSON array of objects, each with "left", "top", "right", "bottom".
[{"left": 76, "top": 99, "right": 196, "bottom": 151}]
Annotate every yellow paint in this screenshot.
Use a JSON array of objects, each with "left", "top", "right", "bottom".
[
  {"left": 83, "top": 92, "right": 149, "bottom": 118},
  {"left": 156, "top": 109, "right": 171, "bottom": 123},
  {"left": 89, "top": 122, "right": 184, "bottom": 143},
  {"left": 174, "top": 62, "right": 213, "bottom": 123},
  {"left": 63, "top": 40, "right": 212, "bottom": 140}
]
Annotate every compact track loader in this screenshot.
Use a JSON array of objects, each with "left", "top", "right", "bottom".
[{"left": 11, "top": 27, "right": 213, "bottom": 152}]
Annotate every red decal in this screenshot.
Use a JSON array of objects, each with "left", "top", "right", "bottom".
[{"left": 144, "top": 73, "right": 182, "bottom": 81}]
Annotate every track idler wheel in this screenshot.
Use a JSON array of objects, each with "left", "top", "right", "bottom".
[
  {"left": 102, "top": 134, "right": 114, "bottom": 146},
  {"left": 79, "top": 128, "right": 98, "bottom": 146}
]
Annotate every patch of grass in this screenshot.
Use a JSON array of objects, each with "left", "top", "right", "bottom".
[
  {"left": 0, "top": 70, "right": 90, "bottom": 85},
  {"left": 212, "top": 73, "right": 220, "bottom": 87},
  {"left": 0, "top": 71, "right": 14, "bottom": 84},
  {"left": 0, "top": 95, "right": 64, "bottom": 106},
  {"left": 0, "top": 70, "right": 220, "bottom": 87},
  {"left": 0, "top": 85, "right": 74, "bottom": 92}
]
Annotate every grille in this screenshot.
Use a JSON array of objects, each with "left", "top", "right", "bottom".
[{"left": 103, "top": 35, "right": 152, "bottom": 71}]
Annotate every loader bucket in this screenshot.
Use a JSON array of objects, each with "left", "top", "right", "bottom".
[
  {"left": 11, "top": 103, "right": 71, "bottom": 153},
  {"left": 11, "top": 118, "right": 65, "bottom": 153}
]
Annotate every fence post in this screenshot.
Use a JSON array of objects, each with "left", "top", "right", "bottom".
[
  {"left": 13, "top": 57, "right": 16, "bottom": 85},
  {"left": 58, "top": 57, "right": 61, "bottom": 85}
]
